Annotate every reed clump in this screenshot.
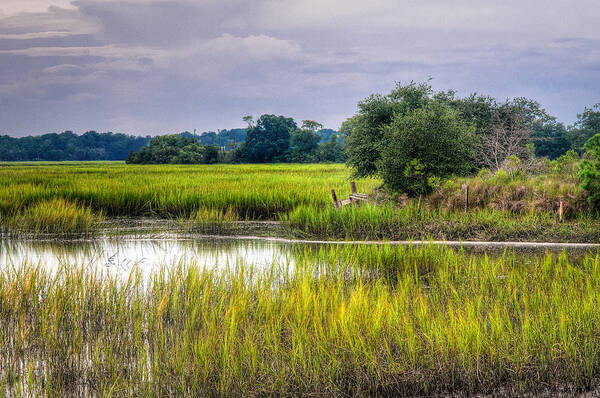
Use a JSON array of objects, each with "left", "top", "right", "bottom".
[
  {"left": 1, "top": 198, "right": 103, "bottom": 235},
  {"left": 181, "top": 206, "right": 241, "bottom": 234},
  {"left": 428, "top": 171, "right": 588, "bottom": 217},
  {"left": 2, "top": 245, "right": 600, "bottom": 396}
]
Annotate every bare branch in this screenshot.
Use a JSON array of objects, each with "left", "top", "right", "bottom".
[{"left": 479, "top": 114, "right": 531, "bottom": 171}]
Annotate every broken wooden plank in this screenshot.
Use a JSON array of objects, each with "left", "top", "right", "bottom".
[
  {"left": 341, "top": 198, "right": 353, "bottom": 206},
  {"left": 349, "top": 194, "right": 368, "bottom": 202}
]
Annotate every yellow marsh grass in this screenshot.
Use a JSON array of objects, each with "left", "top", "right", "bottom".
[
  {"left": 181, "top": 206, "right": 241, "bottom": 234},
  {"left": 427, "top": 172, "right": 588, "bottom": 217},
  {"left": 1, "top": 198, "right": 103, "bottom": 234},
  {"left": 2, "top": 244, "right": 600, "bottom": 396}
]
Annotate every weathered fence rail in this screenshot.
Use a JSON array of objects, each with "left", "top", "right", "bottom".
[{"left": 331, "top": 182, "right": 368, "bottom": 209}]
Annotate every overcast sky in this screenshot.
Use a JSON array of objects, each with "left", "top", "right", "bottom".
[{"left": 0, "top": 0, "right": 599, "bottom": 137}]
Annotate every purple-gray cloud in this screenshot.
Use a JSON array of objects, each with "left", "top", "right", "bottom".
[{"left": 0, "top": 0, "right": 599, "bottom": 136}]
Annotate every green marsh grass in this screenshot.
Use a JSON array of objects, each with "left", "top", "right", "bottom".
[
  {"left": 2, "top": 244, "right": 600, "bottom": 396},
  {"left": 0, "top": 162, "right": 379, "bottom": 220},
  {"left": 1, "top": 161, "right": 597, "bottom": 241},
  {"left": 284, "top": 203, "right": 600, "bottom": 242}
]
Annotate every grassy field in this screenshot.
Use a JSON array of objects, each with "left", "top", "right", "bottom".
[
  {"left": 0, "top": 162, "right": 378, "bottom": 232},
  {"left": 2, "top": 161, "right": 600, "bottom": 395},
  {"left": 1, "top": 161, "right": 598, "bottom": 241},
  {"left": 2, "top": 244, "right": 600, "bottom": 396}
]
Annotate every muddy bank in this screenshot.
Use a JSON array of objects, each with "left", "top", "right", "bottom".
[
  {"left": 101, "top": 218, "right": 282, "bottom": 237},
  {"left": 2, "top": 218, "right": 599, "bottom": 255}
]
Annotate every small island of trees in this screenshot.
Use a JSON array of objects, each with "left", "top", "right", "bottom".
[{"left": 125, "top": 116, "right": 345, "bottom": 164}]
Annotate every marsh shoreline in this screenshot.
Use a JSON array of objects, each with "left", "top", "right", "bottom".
[{"left": 2, "top": 217, "right": 600, "bottom": 248}]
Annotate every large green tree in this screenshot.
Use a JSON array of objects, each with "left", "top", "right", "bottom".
[
  {"left": 241, "top": 114, "right": 296, "bottom": 162},
  {"left": 434, "top": 91, "right": 497, "bottom": 136},
  {"left": 288, "top": 121, "right": 321, "bottom": 162},
  {"left": 342, "top": 81, "right": 565, "bottom": 180},
  {"left": 125, "top": 134, "right": 220, "bottom": 164},
  {"left": 378, "top": 103, "right": 477, "bottom": 196},
  {"left": 342, "top": 82, "right": 433, "bottom": 178},
  {"left": 289, "top": 130, "right": 320, "bottom": 162},
  {"left": 317, "top": 134, "right": 346, "bottom": 163},
  {"left": 531, "top": 121, "right": 570, "bottom": 159}
]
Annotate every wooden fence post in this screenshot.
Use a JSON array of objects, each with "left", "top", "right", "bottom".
[
  {"left": 331, "top": 189, "right": 340, "bottom": 208},
  {"left": 350, "top": 181, "right": 357, "bottom": 195},
  {"left": 559, "top": 200, "right": 564, "bottom": 223},
  {"left": 464, "top": 184, "right": 469, "bottom": 213}
]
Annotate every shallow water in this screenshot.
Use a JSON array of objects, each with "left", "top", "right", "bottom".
[
  {"left": 0, "top": 237, "right": 295, "bottom": 277},
  {"left": 1, "top": 235, "right": 598, "bottom": 277}
]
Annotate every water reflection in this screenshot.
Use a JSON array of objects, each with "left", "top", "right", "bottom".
[
  {"left": 0, "top": 237, "right": 597, "bottom": 278},
  {"left": 0, "top": 238, "right": 294, "bottom": 277}
]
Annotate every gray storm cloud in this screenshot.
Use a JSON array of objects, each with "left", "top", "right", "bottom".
[{"left": 0, "top": 0, "right": 598, "bottom": 136}]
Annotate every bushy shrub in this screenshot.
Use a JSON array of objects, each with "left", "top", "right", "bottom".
[
  {"left": 477, "top": 168, "right": 493, "bottom": 180},
  {"left": 578, "top": 134, "right": 600, "bottom": 211},
  {"left": 490, "top": 169, "right": 510, "bottom": 184},
  {"left": 551, "top": 150, "right": 580, "bottom": 179},
  {"left": 503, "top": 155, "right": 524, "bottom": 179}
]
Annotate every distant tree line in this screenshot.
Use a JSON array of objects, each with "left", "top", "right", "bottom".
[
  {"left": 342, "top": 81, "right": 600, "bottom": 197},
  {"left": 1, "top": 125, "right": 343, "bottom": 163},
  {"left": 0, "top": 131, "right": 151, "bottom": 161},
  {"left": 126, "top": 115, "right": 346, "bottom": 164}
]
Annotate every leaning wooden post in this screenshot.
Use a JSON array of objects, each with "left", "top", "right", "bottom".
[
  {"left": 350, "top": 181, "right": 357, "bottom": 195},
  {"left": 331, "top": 189, "right": 340, "bottom": 209},
  {"left": 464, "top": 184, "right": 469, "bottom": 213},
  {"left": 558, "top": 200, "right": 564, "bottom": 223}
]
